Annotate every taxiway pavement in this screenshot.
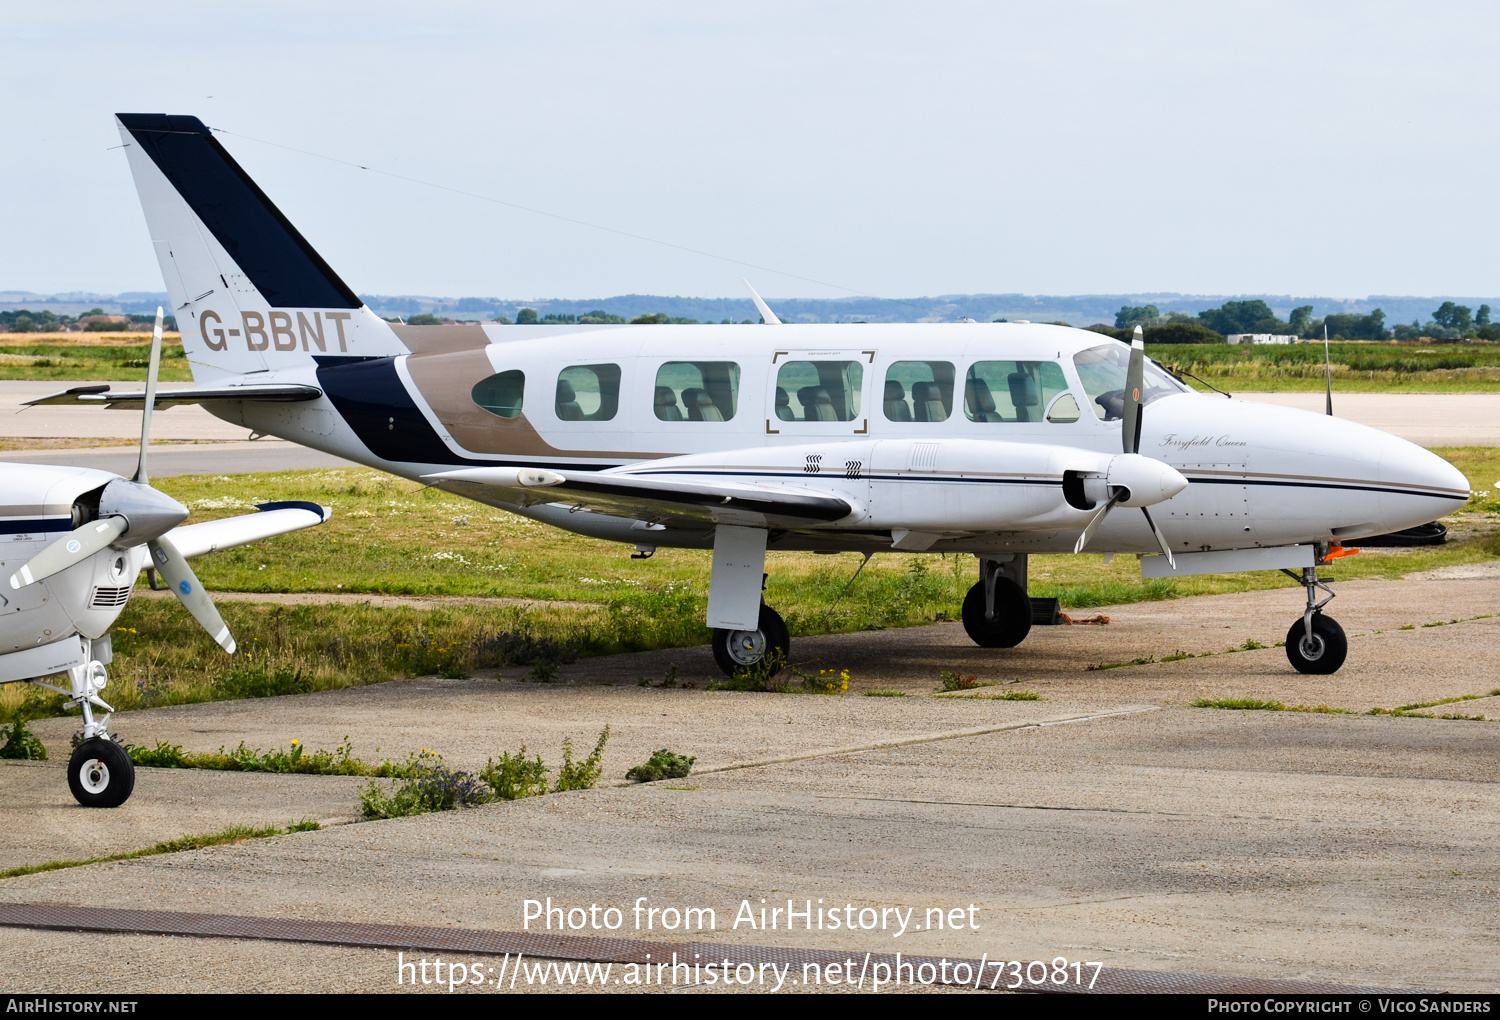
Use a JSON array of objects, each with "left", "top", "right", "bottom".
[{"left": 2, "top": 572, "right": 1497, "bottom": 992}]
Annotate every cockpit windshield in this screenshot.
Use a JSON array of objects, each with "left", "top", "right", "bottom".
[{"left": 1072, "top": 343, "right": 1190, "bottom": 421}]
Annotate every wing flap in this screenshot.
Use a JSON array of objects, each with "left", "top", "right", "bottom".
[
  {"left": 164, "top": 501, "right": 330, "bottom": 559},
  {"left": 425, "top": 466, "right": 852, "bottom": 528},
  {"left": 25, "top": 384, "right": 323, "bottom": 409}
]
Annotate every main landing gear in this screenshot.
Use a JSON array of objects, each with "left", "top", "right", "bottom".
[
  {"left": 1283, "top": 561, "right": 1347, "bottom": 675},
  {"left": 961, "top": 556, "right": 1032, "bottom": 648},
  {"left": 711, "top": 603, "right": 790, "bottom": 679}
]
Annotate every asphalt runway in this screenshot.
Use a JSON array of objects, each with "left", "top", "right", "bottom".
[{"left": 2, "top": 573, "right": 1497, "bottom": 993}]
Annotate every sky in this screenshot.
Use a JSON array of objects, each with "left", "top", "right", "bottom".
[{"left": 4, "top": 1, "right": 1499, "bottom": 301}]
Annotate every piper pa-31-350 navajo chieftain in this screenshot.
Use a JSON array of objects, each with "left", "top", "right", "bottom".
[
  {"left": 6, "top": 310, "right": 329, "bottom": 807},
  {"left": 34, "top": 113, "right": 1470, "bottom": 688}
]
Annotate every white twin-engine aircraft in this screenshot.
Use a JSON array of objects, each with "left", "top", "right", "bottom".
[
  {"left": 34, "top": 113, "right": 1470, "bottom": 688},
  {"left": 6, "top": 311, "right": 330, "bottom": 807}
]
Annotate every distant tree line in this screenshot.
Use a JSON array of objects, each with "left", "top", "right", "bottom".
[
  {"left": 1, "top": 308, "right": 174, "bottom": 333},
  {"left": 1103, "top": 299, "right": 1494, "bottom": 343},
  {"left": 390, "top": 307, "right": 758, "bottom": 326}
]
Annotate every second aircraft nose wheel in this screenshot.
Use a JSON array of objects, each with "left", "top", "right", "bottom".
[
  {"left": 68, "top": 737, "right": 135, "bottom": 808},
  {"left": 1285, "top": 614, "right": 1347, "bottom": 674},
  {"left": 711, "top": 604, "right": 790, "bottom": 679}
]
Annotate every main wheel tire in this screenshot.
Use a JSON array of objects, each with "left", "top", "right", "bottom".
[
  {"left": 1285, "top": 614, "right": 1347, "bottom": 675},
  {"left": 962, "top": 578, "right": 1032, "bottom": 648},
  {"left": 68, "top": 738, "right": 135, "bottom": 808},
  {"left": 712, "top": 604, "right": 790, "bottom": 679}
]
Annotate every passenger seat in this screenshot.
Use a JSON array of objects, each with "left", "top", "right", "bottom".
[
  {"left": 555, "top": 379, "right": 584, "bottom": 420},
  {"left": 1007, "top": 372, "right": 1039, "bottom": 423},
  {"left": 775, "top": 387, "right": 795, "bottom": 421},
  {"left": 912, "top": 381, "right": 947, "bottom": 422},
  {"left": 683, "top": 387, "right": 724, "bottom": 422},
  {"left": 883, "top": 380, "right": 912, "bottom": 421},
  {"left": 965, "top": 379, "right": 1003, "bottom": 422},
  {"left": 654, "top": 385, "right": 684, "bottom": 421},
  {"left": 799, "top": 386, "right": 838, "bottom": 421}
]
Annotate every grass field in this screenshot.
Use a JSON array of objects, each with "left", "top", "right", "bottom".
[
  {"left": 1148, "top": 341, "right": 1500, "bottom": 393},
  {"left": 3, "top": 448, "right": 1493, "bottom": 723},
  {"left": 0, "top": 333, "right": 190, "bottom": 381}
]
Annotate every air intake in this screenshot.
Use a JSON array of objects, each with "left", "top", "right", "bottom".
[{"left": 89, "top": 586, "right": 133, "bottom": 609}]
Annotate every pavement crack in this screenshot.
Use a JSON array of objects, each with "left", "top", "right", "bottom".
[{"left": 685, "top": 707, "right": 1160, "bottom": 778}]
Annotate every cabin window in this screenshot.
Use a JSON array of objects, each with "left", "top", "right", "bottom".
[
  {"left": 653, "top": 361, "right": 740, "bottom": 421},
  {"left": 556, "top": 364, "right": 621, "bottom": 421},
  {"left": 963, "top": 361, "right": 1070, "bottom": 423},
  {"left": 774, "top": 360, "right": 864, "bottom": 422},
  {"left": 883, "top": 361, "right": 954, "bottom": 422},
  {"left": 472, "top": 370, "right": 525, "bottom": 419},
  {"left": 1073, "top": 343, "right": 1191, "bottom": 421}
]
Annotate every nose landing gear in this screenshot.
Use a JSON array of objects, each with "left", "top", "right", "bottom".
[
  {"left": 1283, "top": 561, "right": 1347, "bottom": 675},
  {"left": 961, "top": 556, "right": 1032, "bottom": 648}
]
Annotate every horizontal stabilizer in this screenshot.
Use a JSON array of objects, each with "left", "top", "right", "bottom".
[
  {"left": 425, "top": 466, "right": 851, "bottom": 529},
  {"left": 24, "top": 383, "right": 323, "bottom": 409},
  {"left": 164, "top": 501, "right": 330, "bottom": 559}
]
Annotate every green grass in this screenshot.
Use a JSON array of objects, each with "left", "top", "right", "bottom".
[
  {"left": 126, "top": 736, "right": 429, "bottom": 776},
  {"left": 0, "top": 822, "right": 317, "bottom": 880},
  {"left": 1148, "top": 341, "right": 1500, "bottom": 393},
  {"left": 863, "top": 689, "right": 908, "bottom": 697},
  {"left": 0, "top": 335, "right": 191, "bottom": 381},
  {"left": 1193, "top": 691, "right": 1498, "bottom": 718}
]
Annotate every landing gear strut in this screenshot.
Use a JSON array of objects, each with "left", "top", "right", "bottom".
[
  {"left": 1283, "top": 561, "right": 1347, "bottom": 675},
  {"left": 712, "top": 604, "right": 790, "bottom": 678},
  {"left": 31, "top": 651, "right": 134, "bottom": 807},
  {"left": 961, "top": 557, "right": 1032, "bottom": 648}
]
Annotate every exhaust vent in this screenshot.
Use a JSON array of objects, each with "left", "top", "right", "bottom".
[{"left": 88, "top": 586, "right": 133, "bottom": 609}]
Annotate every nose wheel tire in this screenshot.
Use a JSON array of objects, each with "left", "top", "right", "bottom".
[
  {"left": 68, "top": 738, "right": 135, "bottom": 808},
  {"left": 1285, "top": 614, "right": 1347, "bottom": 675},
  {"left": 961, "top": 578, "right": 1032, "bottom": 648},
  {"left": 712, "top": 605, "right": 790, "bottom": 679}
]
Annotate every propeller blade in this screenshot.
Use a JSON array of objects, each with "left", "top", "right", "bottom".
[
  {"left": 1322, "top": 323, "right": 1333, "bottom": 416},
  {"left": 1073, "top": 492, "right": 1122, "bottom": 554},
  {"left": 1121, "top": 326, "right": 1145, "bottom": 454},
  {"left": 8, "top": 517, "right": 127, "bottom": 589},
  {"left": 134, "top": 307, "right": 164, "bottom": 485},
  {"left": 148, "top": 535, "right": 236, "bottom": 653},
  {"left": 1140, "top": 505, "right": 1176, "bottom": 569}
]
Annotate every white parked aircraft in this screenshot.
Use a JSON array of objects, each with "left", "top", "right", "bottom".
[
  {"left": 6, "top": 311, "right": 330, "bottom": 807},
  {"left": 34, "top": 114, "right": 1469, "bottom": 687}
]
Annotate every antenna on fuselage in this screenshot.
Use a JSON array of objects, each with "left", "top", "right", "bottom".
[
  {"left": 742, "top": 279, "right": 781, "bottom": 325},
  {"left": 1322, "top": 323, "right": 1333, "bottom": 416}
]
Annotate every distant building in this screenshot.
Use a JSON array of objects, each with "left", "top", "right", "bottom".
[{"left": 1226, "top": 333, "right": 1297, "bottom": 345}]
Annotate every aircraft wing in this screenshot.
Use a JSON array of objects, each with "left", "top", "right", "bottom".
[
  {"left": 163, "top": 501, "right": 331, "bottom": 559},
  {"left": 24, "top": 383, "right": 322, "bottom": 409},
  {"left": 425, "top": 466, "right": 852, "bottom": 529}
]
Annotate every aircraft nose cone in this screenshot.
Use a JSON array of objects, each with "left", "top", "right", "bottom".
[{"left": 1379, "top": 438, "right": 1470, "bottom": 527}]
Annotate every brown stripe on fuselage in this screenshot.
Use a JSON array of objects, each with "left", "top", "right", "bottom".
[{"left": 403, "top": 345, "right": 654, "bottom": 461}]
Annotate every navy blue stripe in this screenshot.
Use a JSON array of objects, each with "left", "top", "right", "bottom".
[
  {"left": 627, "top": 468, "right": 1062, "bottom": 485},
  {"left": 0, "top": 519, "right": 72, "bottom": 535},
  {"left": 118, "top": 113, "right": 360, "bottom": 310},
  {"left": 1186, "top": 476, "right": 1465, "bottom": 500}
]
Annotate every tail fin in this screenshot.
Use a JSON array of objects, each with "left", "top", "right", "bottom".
[{"left": 116, "top": 114, "right": 407, "bottom": 381}]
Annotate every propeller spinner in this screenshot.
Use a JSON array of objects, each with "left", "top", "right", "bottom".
[
  {"left": 1073, "top": 326, "right": 1184, "bottom": 567},
  {"left": 6, "top": 309, "right": 238, "bottom": 651}
]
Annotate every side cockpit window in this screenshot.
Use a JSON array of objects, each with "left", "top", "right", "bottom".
[
  {"left": 774, "top": 360, "right": 864, "bottom": 422},
  {"left": 556, "top": 364, "right": 620, "bottom": 421},
  {"left": 1073, "top": 343, "right": 1190, "bottom": 421},
  {"left": 884, "top": 361, "right": 953, "bottom": 422},
  {"left": 472, "top": 370, "right": 525, "bottom": 419},
  {"left": 654, "top": 361, "right": 740, "bottom": 421}
]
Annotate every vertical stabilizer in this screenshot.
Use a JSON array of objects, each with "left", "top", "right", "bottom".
[{"left": 116, "top": 114, "right": 408, "bottom": 382}]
